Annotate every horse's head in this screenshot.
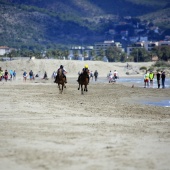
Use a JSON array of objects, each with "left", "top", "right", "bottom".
[
  {"left": 58, "top": 68, "right": 62, "bottom": 76},
  {"left": 83, "top": 68, "right": 89, "bottom": 75}
]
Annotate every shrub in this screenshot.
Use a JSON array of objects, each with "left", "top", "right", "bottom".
[
  {"left": 153, "top": 61, "right": 170, "bottom": 67},
  {"left": 139, "top": 66, "right": 147, "bottom": 70}
]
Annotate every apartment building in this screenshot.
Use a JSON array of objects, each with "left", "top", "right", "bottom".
[
  {"left": 127, "top": 41, "right": 170, "bottom": 55},
  {"left": 94, "top": 40, "right": 122, "bottom": 55}
]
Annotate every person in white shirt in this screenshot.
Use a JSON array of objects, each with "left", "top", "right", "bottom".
[
  {"left": 113, "top": 70, "right": 119, "bottom": 79},
  {"left": 54, "top": 65, "right": 67, "bottom": 83}
]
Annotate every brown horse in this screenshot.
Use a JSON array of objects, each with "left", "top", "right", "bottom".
[
  {"left": 78, "top": 71, "right": 89, "bottom": 94},
  {"left": 56, "top": 69, "right": 66, "bottom": 94}
]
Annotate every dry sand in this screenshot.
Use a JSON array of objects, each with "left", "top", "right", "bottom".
[{"left": 0, "top": 59, "right": 170, "bottom": 170}]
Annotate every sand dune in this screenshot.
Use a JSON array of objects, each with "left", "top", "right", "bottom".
[{"left": 0, "top": 59, "right": 154, "bottom": 78}]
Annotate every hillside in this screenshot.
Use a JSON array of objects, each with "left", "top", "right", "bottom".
[{"left": 0, "top": 0, "right": 170, "bottom": 50}]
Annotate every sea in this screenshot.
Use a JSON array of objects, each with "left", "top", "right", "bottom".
[{"left": 92, "top": 77, "right": 170, "bottom": 107}]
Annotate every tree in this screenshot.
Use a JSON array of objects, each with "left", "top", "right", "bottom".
[
  {"left": 7, "top": 50, "right": 18, "bottom": 60},
  {"left": 152, "top": 46, "right": 170, "bottom": 61},
  {"left": 73, "top": 50, "right": 79, "bottom": 60},
  {"left": 89, "top": 49, "right": 96, "bottom": 59},
  {"left": 131, "top": 48, "right": 150, "bottom": 62},
  {"left": 106, "top": 46, "right": 123, "bottom": 62},
  {"left": 62, "top": 50, "right": 69, "bottom": 59}
]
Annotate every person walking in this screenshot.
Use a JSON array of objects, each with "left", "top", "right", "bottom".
[
  {"left": 94, "top": 70, "right": 98, "bottom": 81},
  {"left": 113, "top": 70, "right": 119, "bottom": 79},
  {"left": 161, "top": 71, "right": 166, "bottom": 89},
  {"left": 156, "top": 71, "right": 161, "bottom": 89},
  {"left": 90, "top": 71, "right": 93, "bottom": 81}
]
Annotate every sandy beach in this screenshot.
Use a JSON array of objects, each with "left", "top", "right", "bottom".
[{"left": 0, "top": 59, "right": 170, "bottom": 170}]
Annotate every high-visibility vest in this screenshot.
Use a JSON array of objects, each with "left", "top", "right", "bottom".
[{"left": 149, "top": 73, "right": 154, "bottom": 80}]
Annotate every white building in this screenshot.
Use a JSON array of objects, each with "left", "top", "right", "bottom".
[
  {"left": 127, "top": 41, "right": 170, "bottom": 56},
  {"left": 94, "top": 40, "right": 123, "bottom": 55},
  {"left": 0, "top": 46, "right": 11, "bottom": 55}
]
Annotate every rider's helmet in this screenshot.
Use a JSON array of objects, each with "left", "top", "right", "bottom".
[
  {"left": 60, "top": 65, "right": 63, "bottom": 69},
  {"left": 85, "top": 64, "right": 88, "bottom": 69}
]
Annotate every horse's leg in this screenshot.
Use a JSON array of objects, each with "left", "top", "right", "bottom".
[
  {"left": 81, "top": 84, "right": 83, "bottom": 94},
  {"left": 61, "top": 84, "right": 63, "bottom": 94},
  {"left": 58, "top": 83, "right": 62, "bottom": 93},
  {"left": 78, "top": 83, "right": 80, "bottom": 90}
]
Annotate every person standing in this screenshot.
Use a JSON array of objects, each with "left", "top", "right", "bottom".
[
  {"left": 29, "top": 70, "right": 34, "bottom": 80},
  {"left": 149, "top": 70, "right": 154, "bottom": 87},
  {"left": 4, "top": 70, "right": 8, "bottom": 82},
  {"left": 13, "top": 70, "right": 16, "bottom": 80},
  {"left": 144, "top": 70, "right": 149, "bottom": 88},
  {"left": 161, "top": 71, "right": 166, "bottom": 89},
  {"left": 23, "top": 71, "right": 27, "bottom": 82},
  {"left": 9, "top": 70, "right": 13, "bottom": 80},
  {"left": 43, "top": 71, "right": 48, "bottom": 80},
  {"left": 156, "top": 71, "right": 161, "bottom": 89},
  {"left": 108, "top": 70, "right": 113, "bottom": 83}
]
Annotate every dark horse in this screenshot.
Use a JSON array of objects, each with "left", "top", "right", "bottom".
[
  {"left": 56, "top": 68, "right": 66, "bottom": 94},
  {"left": 78, "top": 70, "right": 89, "bottom": 94}
]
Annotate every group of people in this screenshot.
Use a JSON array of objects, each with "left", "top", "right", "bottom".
[
  {"left": 0, "top": 67, "right": 16, "bottom": 82},
  {"left": 144, "top": 70, "right": 166, "bottom": 88},
  {"left": 23, "top": 70, "right": 35, "bottom": 82},
  {"left": 23, "top": 70, "right": 49, "bottom": 82},
  {"left": 108, "top": 70, "right": 119, "bottom": 82}
]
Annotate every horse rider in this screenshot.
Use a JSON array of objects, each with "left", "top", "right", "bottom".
[
  {"left": 77, "top": 64, "right": 90, "bottom": 84},
  {"left": 54, "top": 65, "right": 67, "bottom": 83}
]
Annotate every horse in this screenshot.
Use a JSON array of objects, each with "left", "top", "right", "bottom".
[
  {"left": 56, "top": 68, "right": 66, "bottom": 94},
  {"left": 78, "top": 71, "right": 89, "bottom": 94}
]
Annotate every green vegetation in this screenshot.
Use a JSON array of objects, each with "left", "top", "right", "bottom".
[
  {"left": 153, "top": 61, "right": 170, "bottom": 67},
  {"left": 0, "top": 0, "right": 170, "bottom": 52},
  {"left": 139, "top": 66, "right": 147, "bottom": 70}
]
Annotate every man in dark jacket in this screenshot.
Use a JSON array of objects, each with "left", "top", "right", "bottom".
[
  {"left": 161, "top": 71, "right": 166, "bottom": 88},
  {"left": 156, "top": 71, "right": 161, "bottom": 89}
]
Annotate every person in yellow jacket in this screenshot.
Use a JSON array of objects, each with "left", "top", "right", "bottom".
[
  {"left": 144, "top": 70, "right": 149, "bottom": 88},
  {"left": 149, "top": 70, "right": 154, "bottom": 87},
  {"left": 77, "top": 64, "right": 90, "bottom": 83}
]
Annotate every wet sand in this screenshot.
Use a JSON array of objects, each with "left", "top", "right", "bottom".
[{"left": 0, "top": 77, "right": 170, "bottom": 170}]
